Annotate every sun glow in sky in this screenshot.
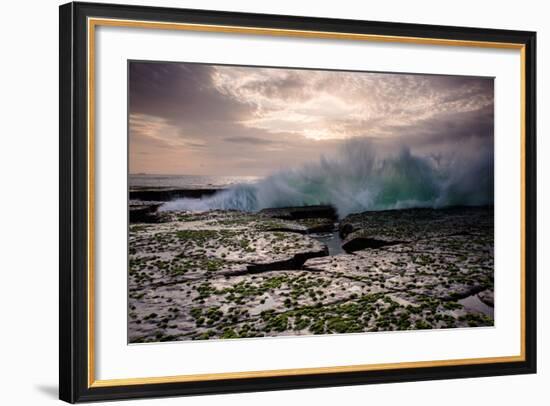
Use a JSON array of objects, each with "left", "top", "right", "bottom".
[{"left": 129, "top": 62, "right": 493, "bottom": 176}]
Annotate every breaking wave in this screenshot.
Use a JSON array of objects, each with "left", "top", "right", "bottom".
[{"left": 161, "top": 138, "right": 493, "bottom": 217}]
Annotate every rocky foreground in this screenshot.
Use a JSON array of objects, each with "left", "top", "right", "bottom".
[{"left": 128, "top": 205, "right": 494, "bottom": 343}]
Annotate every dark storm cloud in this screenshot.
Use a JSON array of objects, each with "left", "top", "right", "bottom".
[
  {"left": 128, "top": 61, "right": 493, "bottom": 175},
  {"left": 129, "top": 62, "right": 250, "bottom": 123}
]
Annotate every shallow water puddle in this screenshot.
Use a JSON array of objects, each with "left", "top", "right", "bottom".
[
  {"left": 458, "top": 294, "right": 494, "bottom": 318},
  {"left": 310, "top": 227, "right": 345, "bottom": 255}
]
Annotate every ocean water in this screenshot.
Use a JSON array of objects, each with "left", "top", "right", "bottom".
[
  {"left": 160, "top": 139, "right": 494, "bottom": 217},
  {"left": 129, "top": 174, "right": 261, "bottom": 189}
]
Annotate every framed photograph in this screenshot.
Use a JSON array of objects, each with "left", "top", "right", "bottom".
[{"left": 59, "top": 2, "right": 536, "bottom": 403}]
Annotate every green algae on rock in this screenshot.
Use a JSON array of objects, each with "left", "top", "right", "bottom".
[{"left": 128, "top": 206, "right": 493, "bottom": 343}]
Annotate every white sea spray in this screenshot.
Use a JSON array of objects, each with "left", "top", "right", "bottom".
[{"left": 161, "top": 138, "right": 493, "bottom": 217}]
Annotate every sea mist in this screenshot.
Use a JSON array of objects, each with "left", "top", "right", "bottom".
[{"left": 161, "top": 138, "right": 493, "bottom": 217}]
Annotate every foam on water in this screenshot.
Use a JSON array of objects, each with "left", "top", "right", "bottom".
[{"left": 161, "top": 138, "right": 493, "bottom": 217}]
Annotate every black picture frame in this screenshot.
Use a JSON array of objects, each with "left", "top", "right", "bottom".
[{"left": 59, "top": 1, "right": 537, "bottom": 403}]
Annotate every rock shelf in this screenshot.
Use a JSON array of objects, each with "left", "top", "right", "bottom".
[{"left": 128, "top": 206, "right": 494, "bottom": 343}]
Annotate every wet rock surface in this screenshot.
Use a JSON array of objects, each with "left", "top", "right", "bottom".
[
  {"left": 129, "top": 201, "right": 164, "bottom": 223},
  {"left": 130, "top": 187, "right": 221, "bottom": 201},
  {"left": 128, "top": 206, "right": 494, "bottom": 343},
  {"left": 259, "top": 205, "right": 337, "bottom": 221}
]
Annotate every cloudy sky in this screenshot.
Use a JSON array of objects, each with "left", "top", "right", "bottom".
[{"left": 129, "top": 61, "right": 493, "bottom": 176}]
